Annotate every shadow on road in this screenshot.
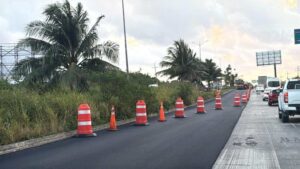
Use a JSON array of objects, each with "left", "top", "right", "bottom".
[{"left": 288, "top": 117, "right": 300, "bottom": 123}]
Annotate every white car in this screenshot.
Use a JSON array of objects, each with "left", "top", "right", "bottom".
[
  {"left": 278, "top": 79, "right": 300, "bottom": 122},
  {"left": 262, "top": 89, "right": 271, "bottom": 101}
]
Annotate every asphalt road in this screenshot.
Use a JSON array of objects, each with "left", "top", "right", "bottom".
[{"left": 0, "top": 90, "right": 246, "bottom": 169}]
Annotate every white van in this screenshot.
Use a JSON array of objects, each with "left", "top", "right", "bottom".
[
  {"left": 263, "top": 77, "right": 281, "bottom": 101},
  {"left": 266, "top": 77, "right": 281, "bottom": 89}
]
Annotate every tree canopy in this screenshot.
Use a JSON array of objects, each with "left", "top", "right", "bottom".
[
  {"left": 13, "top": 0, "right": 119, "bottom": 90},
  {"left": 158, "top": 39, "right": 206, "bottom": 83}
]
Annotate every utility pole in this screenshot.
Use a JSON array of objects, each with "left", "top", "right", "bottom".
[
  {"left": 0, "top": 45, "right": 2, "bottom": 80},
  {"left": 274, "top": 63, "right": 277, "bottom": 78},
  {"left": 297, "top": 66, "right": 300, "bottom": 78},
  {"left": 122, "top": 0, "right": 129, "bottom": 79},
  {"left": 193, "top": 40, "right": 208, "bottom": 61}
]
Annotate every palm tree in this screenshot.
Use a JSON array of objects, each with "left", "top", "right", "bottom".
[
  {"left": 13, "top": 0, "right": 119, "bottom": 89},
  {"left": 224, "top": 64, "right": 232, "bottom": 86},
  {"left": 202, "top": 59, "right": 222, "bottom": 89},
  {"left": 158, "top": 39, "right": 205, "bottom": 82}
]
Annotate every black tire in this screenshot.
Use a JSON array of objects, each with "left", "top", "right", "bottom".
[
  {"left": 268, "top": 102, "right": 272, "bottom": 106},
  {"left": 278, "top": 108, "right": 282, "bottom": 119},
  {"left": 282, "top": 111, "right": 289, "bottom": 123}
]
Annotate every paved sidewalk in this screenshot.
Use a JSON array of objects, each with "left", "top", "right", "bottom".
[{"left": 213, "top": 92, "right": 300, "bottom": 169}]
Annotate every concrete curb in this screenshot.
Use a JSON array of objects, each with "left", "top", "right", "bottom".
[{"left": 0, "top": 89, "right": 235, "bottom": 156}]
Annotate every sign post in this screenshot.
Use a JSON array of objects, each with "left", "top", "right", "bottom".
[{"left": 256, "top": 50, "right": 282, "bottom": 77}]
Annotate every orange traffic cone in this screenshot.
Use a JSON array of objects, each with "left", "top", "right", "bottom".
[
  {"left": 215, "top": 95, "right": 223, "bottom": 110},
  {"left": 76, "top": 104, "right": 97, "bottom": 137},
  {"left": 108, "top": 106, "right": 118, "bottom": 131},
  {"left": 158, "top": 102, "right": 166, "bottom": 122}
]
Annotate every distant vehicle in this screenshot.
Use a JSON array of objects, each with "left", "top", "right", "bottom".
[
  {"left": 263, "top": 88, "right": 271, "bottom": 101},
  {"left": 235, "top": 79, "right": 246, "bottom": 90},
  {"left": 256, "top": 84, "right": 264, "bottom": 92},
  {"left": 278, "top": 79, "right": 300, "bottom": 122},
  {"left": 262, "top": 77, "right": 281, "bottom": 101},
  {"left": 268, "top": 88, "right": 282, "bottom": 106},
  {"left": 258, "top": 76, "right": 267, "bottom": 88},
  {"left": 266, "top": 77, "right": 280, "bottom": 89}
]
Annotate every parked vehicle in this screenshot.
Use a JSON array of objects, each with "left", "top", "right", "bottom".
[
  {"left": 278, "top": 79, "right": 300, "bottom": 122},
  {"left": 268, "top": 88, "right": 282, "bottom": 106}
]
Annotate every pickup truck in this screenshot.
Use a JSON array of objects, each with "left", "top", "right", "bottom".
[{"left": 278, "top": 79, "right": 300, "bottom": 122}]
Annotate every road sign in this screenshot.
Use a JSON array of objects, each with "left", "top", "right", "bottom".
[
  {"left": 256, "top": 50, "right": 282, "bottom": 78},
  {"left": 294, "top": 29, "right": 300, "bottom": 44},
  {"left": 256, "top": 50, "right": 281, "bottom": 66}
]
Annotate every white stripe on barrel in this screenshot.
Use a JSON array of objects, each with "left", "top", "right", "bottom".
[
  {"left": 136, "top": 113, "right": 147, "bottom": 116},
  {"left": 176, "top": 108, "right": 184, "bottom": 111},
  {"left": 136, "top": 105, "right": 146, "bottom": 109},
  {"left": 176, "top": 102, "right": 184, "bottom": 105},
  {"left": 78, "top": 121, "right": 92, "bottom": 126},
  {"left": 78, "top": 110, "right": 91, "bottom": 115}
]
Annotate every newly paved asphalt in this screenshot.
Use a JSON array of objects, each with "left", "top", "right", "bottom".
[{"left": 0, "top": 90, "right": 246, "bottom": 169}]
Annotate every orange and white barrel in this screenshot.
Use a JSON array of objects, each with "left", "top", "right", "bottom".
[
  {"left": 77, "top": 104, "right": 96, "bottom": 137},
  {"left": 215, "top": 95, "right": 223, "bottom": 110},
  {"left": 233, "top": 93, "right": 241, "bottom": 107},
  {"left": 135, "top": 100, "right": 149, "bottom": 126},
  {"left": 175, "top": 97, "right": 186, "bottom": 118},
  {"left": 197, "top": 96, "right": 205, "bottom": 113},
  {"left": 242, "top": 93, "right": 248, "bottom": 103}
]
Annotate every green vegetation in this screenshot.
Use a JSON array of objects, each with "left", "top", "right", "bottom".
[
  {"left": 158, "top": 39, "right": 223, "bottom": 89},
  {"left": 223, "top": 64, "right": 238, "bottom": 87}
]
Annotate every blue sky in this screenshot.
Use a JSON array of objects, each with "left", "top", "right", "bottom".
[{"left": 1, "top": 0, "right": 300, "bottom": 81}]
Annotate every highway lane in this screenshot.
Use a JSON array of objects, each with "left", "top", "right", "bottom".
[{"left": 0, "top": 90, "right": 246, "bottom": 169}]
